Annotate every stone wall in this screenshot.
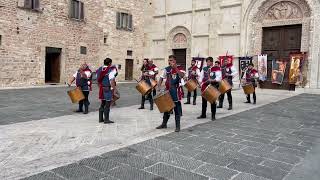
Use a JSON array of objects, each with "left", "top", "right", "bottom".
[{"left": 0, "top": 0, "right": 145, "bottom": 87}]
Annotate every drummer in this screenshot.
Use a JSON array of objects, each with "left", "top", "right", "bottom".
[
  {"left": 96, "top": 58, "right": 118, "bottom": 124},
  {"left": 156, "top": 55, "right": 186, "bottom": 132},
  {"left": 148, "top": 59, "right": 159, "bottom": 97},
  {"left": 242, "top": 63, "right": 258, "bottom": 104},
  {"left": 138, "top": 58, "right": 155, "bottom": 110},
  {"left": 218, "top": 57, "right": 237, "bottom": 110},
  {"left": 197, "top": 57, "right": 221, "bottom": 120},
  {"left": 184, "top": 59, "right": 200, "bottom": 105},
  {"left": 68, "top": 63, "right": 92, "bottom": 114}
]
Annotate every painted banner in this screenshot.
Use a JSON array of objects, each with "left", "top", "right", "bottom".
[
  {"left": 258, "top": 55, "right": 268, "bottom": 81},
  {"left": 192, "top": 57, "right": 205, "bottom": 70},
  {"left": 239, "top": 56, "right": 253, "bottom": 79},
  {"left": 271, "top": 59, "right": 287, "bottom": 85},
  {"left": 289, "top": 53, "right": 304, "bottom": 85},
  {"left": 218, "top": 55, "right": 233, "bottom": 66}
]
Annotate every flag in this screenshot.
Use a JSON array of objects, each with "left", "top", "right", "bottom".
[{"left": 258, "top": 55, "right": 267, "bottom": 81}]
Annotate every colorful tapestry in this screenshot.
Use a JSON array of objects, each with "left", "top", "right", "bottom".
[
  {"left": 271, "top": 59, "right": 287, "bottom": 85},
  {"left": 289, "top": 53, "right": 304, "bottom": 85},
  {"left": 239, "top": 56, "right": 253, "bottom": 79},
  {"left": 192, "top": 57, "right": 205, "bottom": 70},
  {"left": 258, "top": 55, "right": 268, "bottom": 81},
  {"left": 218, "top": 55, "right": 233, "bottom": 66}
]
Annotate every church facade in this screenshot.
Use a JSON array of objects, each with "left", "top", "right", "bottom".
[{"left": 144, "top": 0, "right": 320, "bottom": 88}]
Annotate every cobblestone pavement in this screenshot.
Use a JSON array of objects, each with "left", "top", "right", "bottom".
[
  {"left": 0, "top": 83, "right": 139, "bottom": 125},
  {"left": 21, "top": 93, "right": 320, "bottom": 180}
]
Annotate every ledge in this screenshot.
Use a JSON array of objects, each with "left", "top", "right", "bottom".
[
  {"left": 153, "top": 14, "right": 166, "bottom": 18},
  {"left": 194, "top": 8, "right": 211, "bottom": 12},
  {"left": 193, "top": 34, "right": 209, "bottom": 38},
  {"left": 220, "top": 2, "right": 242, "bottom": 9},
  {"left": 218, "top": 32, "right": 240, "bottom": 36},
  {"left": 152, "top": 39, "right": 166, "bottom": 42},
  {"left": 167, "top": 10, "right": 192, "bottom": 16}
]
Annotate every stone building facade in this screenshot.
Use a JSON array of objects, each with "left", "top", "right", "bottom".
[
  {"left": 0, "top": 0, "right": 145, "bottom": 87},
  {"left": 144, "top": 0, "right": 320, "bottom": 89}
]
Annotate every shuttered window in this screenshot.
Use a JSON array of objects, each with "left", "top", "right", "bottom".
[
  {"left": 116, "top": 12, "right": 133, "bottom": 31},
  {"left": 24, "top": 0, "right": 40, "bottom": 10},
  {"left": 70, "top": 0, "right": 84, "bottom": 20}
]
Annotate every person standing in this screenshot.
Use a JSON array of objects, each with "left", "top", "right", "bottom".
[
  {"left": 218, "top": 58, "right": 237, "bottom": 110},
  {"left": 242, "top": 63, "right": 258, "bottom": 104},
  {"left": 138, "top": 58, "right": 154, "bottom": 110},
  {"left": 184, "top": 59, "right": 200, "bottom": 105},
  {"left": 156, "top": 55, "right": 186, "bottom": 132},
  {"left": 96, "top": 58, "right": 118, "bottom": 124},
  {"left": 197, "top": 58, "right": 221, "bottom": 120},
  {"left": 68, "top": 63, "right": 92, "bottom": 114},
  {"left": 148, "top": 59, "right": 159, "bottom": 97}
]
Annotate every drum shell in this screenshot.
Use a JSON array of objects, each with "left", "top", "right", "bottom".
[
  {"left": 136, "top": 80, "right": 152, "bottom": 95},
  {"left": 185, "top": 79, "right": 198, "bottom": 92},
  {"left": 219, "top": 79, "right": 232, "bottom": 94},
  {"left": 202, "top": 85, "right": 221, "bottom": 104},
  {"left": 242, "top": 84, "right": 255, "bottom": 95},
  {"left": 67, "top": 87, "right": 85, "bottom": 103},
  {"left": 150, "top": 79, "right": 158, "bottom": 89},
  {"left": 154, "top": 91, "right": 175, "bottom": 113}
]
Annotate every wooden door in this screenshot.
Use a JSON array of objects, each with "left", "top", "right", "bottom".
[
  {"left": 261, "top": 24, "right": 302, "bottom": 89},
  {"left": 173, "top": 49, "right": 187, "bottom": 71},
  {"left": 125, "top": 59, "right": 133, "bottom": 80}
]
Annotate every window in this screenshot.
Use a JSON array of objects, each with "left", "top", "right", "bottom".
[
  {"left": 80, "top": 46, "right": 87, "bottom": 54},
  {"left": 127, "top": 50, "right": 132, "bottom": 56},
  {"left": 116, "top": 12, "right": 133, "bottom": 31},
  {"left": 0, "top": 35, "right": 2, "bottom": 46},
  {"left": 70, "top": 0, "right": 84, "bottom": 20},
  {"left": 24, "top": 0, "right": 40, "bottom": 10}
]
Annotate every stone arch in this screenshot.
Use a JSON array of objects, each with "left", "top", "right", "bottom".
[
  {"left": 167, "top": 26, "right": 192, "bottom": 67},
  {"left": 241, "top": 0, "right": 320, "bottom": 88}
]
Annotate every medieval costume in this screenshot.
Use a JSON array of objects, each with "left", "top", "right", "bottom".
[{"left": 218, "top": 62, "right": 237, "bottom": 110}]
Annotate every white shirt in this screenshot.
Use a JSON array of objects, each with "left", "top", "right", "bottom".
[
  {"left": 198, "top": 67, "right": 222, "bottom": 83},
  {"left": 100, "top": 66, "right": 117, "bottom": 80},
  {"left": 73, "top": 71, "right": 92, "bottom": 79}
]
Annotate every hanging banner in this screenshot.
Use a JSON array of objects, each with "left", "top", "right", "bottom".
[
  {"left": 192, "top": 57, "right": 205, "bottom": 70},
  {"left": 258, "top": 55, "right": 268, "bottom": 81},
  {"left": 239, "top": 56, "right": 253, "bottom": 78},
  {"left": 218, "top": 55, "right": 233, "bottom": 66},
  {"left": 289, "top": 53, "right": 304, "bottom": 85},
  {"left": 271, "top": 59, "right": 287, "bottom": 85}
]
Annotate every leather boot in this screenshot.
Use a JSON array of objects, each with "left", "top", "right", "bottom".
[
  {"left": 76, "top": 101, "right": 83, "bottom": 112},
  {"left": 138, "top": 96, "right": 145, "bottom": 109},
  {"left": 193, "top": 96, "right": 196, "bottom": 105},
  {"left": 84, "top": 104, "right": 89, "bottom": 114},
  {"left": 99, "top": 107, "right": 104, "bottom": 123},
  {"left": 175, "top": 116, "right": 180, "bottom": 132},
  {"left": 156, "top": 113, "right": 169, "bottom": 129},
  {"left": 104, "top": 103, "right": 114, "bottom": 124},
  {"left": 245, "top": 95, "right": 251, "bottom": 103},
  {"left": 228, "top": 104, "right": 232, "bottom": 110},
  {"left": 149, "top": 98, "right": 154, "bottom": 111},
  {"left": 253, "top": 92, "right": 256, "bottom": 104},
  {"left": 217, "top": 95, "right": 223, "bottom": 108}
]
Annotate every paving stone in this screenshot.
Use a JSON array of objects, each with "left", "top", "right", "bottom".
[
  {"left": 276, "top": 137, "right": 303, "bottom": 145},
  {"left": 240, "top": 147, "right": 301, "bottom": 164},
  {"left": 51, "top": 163, "right": 105, "bottom": 180},
  {"left": 166, "top": 145, "right": 203, "bottom": 158},
  {"left": 198, "top": 142, "right": 245, "bottom": 156},
  {"left": 238, "top": 140, "right": 265, "bottom": 147},
  {"left": 261, "top": 159, "right": 294, "bottom": 172},
  {"left": 120, "top": 144, "right": 162, "bottom": 157},
  {"left": 100, "top": 175, "right": 120, "bottom": 180},
  {"left": 209, "top": 134, "right": 243, "bottom": 143},
  {"left": 195, "top": 163, "right": 238, "bottom": 180},
  {"left": 231, "top": 129, "right": 278, "bottom": 140},
  {"left": 207, "top": 128, "right": 236, "bottom": 137},
  {"left": 147, "top": 151, "right": 204, "bottom": 170},
  {"left": 173, "top": 136, "right": 222, "bottom": 148},
  {"left": 21, "top": 171, "right": 64, "bottom": 180},
  {"left": 145, "top": 163, "right": 208, "bottom": 180},
  {"left": 194, "top": 152, "right": 235, "bottom": 166},
  {"left": 137, "top": 139, "right": 179, "bottom": 151},
  {"left": 227, "top": 159, "right": 255, "bottom": 172},
  {"left": 101, "top": 150, "right": 156, "bottom": 169},
  {"left": 232, "top": 173, "right": 270, "bottom": 180},
  {"left": 107, "top": 165, "right": 165, "bottom": 180},
  {"left": 79, "top": 157, "right": 120, "bottom": 172},
  {"left": 234, "top": 134, "right": 272, "bottom": 144},
  {"left": 224, "top": 151, "right": 264, "bottom": 164},
  {"left": 274, "top": 147, "right": 306, "bottom": 158},
  {"left": 248, "top": 164, "right": 288, "bottom": 180},
  {"left": 155, "top": 132, "right": 193, "bottom": 142},
  {"left": 271, "top": 141, "right": 310, "bottom": 152}
]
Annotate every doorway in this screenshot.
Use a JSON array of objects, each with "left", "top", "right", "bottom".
[
  {"left": 173, "top": 49, "right": 187, "bottom": 70},
  {"left": 261, "top": 24, "right": 302, "bottom": 89},
  {"left": 125, "top": 59, "right": 133, "bottom": 80},
  {"left": 45, "top": 47, "right": 62, "bottom": 83}
]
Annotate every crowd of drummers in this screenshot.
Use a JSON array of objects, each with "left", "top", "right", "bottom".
[{"left": 68, "top": 55, "right": 258, "bottom": 132}]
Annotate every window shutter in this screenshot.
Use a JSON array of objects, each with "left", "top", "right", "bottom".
[
  {"left": 33, "top": 0, "right": 40, "bottom": 10},
  {"left": 122, "top": 13, "right": 128, "bottom": 29},
  {"left": 69, "top": 0, "right": 75, "bottom": 18},
  {"left": 116, "top": 12, "right": 121, "bottom": 29},
  {"left": 80, "top": 2, "right": 84, "bottom": 20},
  {"left": 24, "top": 0, "right": 32, "bottom": 9},
  {"left": 74, "top": 1, "right": 79, "bottom": 19},
  {"left": 128, "top": 14, "right": 133, "bottom": 31}
]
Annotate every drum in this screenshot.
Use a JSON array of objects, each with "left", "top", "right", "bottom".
[
  {"left": 218, "top": 79, "right": 232, "bottom": 94},
  {"left": 150, "top": 79, "right": 157, "bottom": 89},
  {"left": 185, "top": 79, "right": 198, "bottom": 92},
  {"left": 202, "top": 85, "right": 221, "bottom": 104},
  {"left": 242, "top": 83, "right": 255, "bottom": 95},
  {"left": 136, "top": 80, "right": 152, "bottom": 95},
  {"left": 67, "top": 87, "right": 85, "bottom": 103},
  {"left": 153, "top": 91, "right": 175, "bottom": 113}
]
